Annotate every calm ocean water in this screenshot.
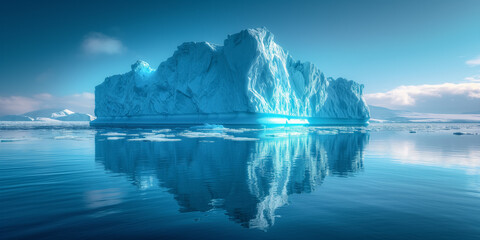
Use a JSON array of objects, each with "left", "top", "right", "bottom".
[{"left": 1, "top": 123, "right": 479, "bottom": 239}]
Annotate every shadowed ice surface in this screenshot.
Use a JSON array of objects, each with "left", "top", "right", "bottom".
[{"left": 1, "top": 123, "right": 480, "bottom": 239}]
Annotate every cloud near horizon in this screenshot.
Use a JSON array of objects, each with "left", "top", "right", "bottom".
[
  {"left": 465, "top": 75, "right": 480, "bottom": 82},
  {"left": 0, "top": 92, "right": 94, "bottom": 116},
  {"left": 466, "top": 56, "right": 480, "bottom": 66},
  {"left": 365, "top": 82, "right": 480, "bottom": 113},
  {"left": 82, "top": 33, "right": 124, "bottom": 55}
]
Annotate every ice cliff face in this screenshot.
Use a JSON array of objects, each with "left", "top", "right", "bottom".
[{"left": 94, "top": 28, "right": 370, "bottom": 124}]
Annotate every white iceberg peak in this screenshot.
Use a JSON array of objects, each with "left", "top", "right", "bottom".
[
  {"left": 131, "top": 60, "right": 154, "bottom": 77},
  {"left": 131, "top": 60, "right": 153, "bottom": 72},
  {"left": 51, "top": 109, "right": 75, "bottom": 118}
]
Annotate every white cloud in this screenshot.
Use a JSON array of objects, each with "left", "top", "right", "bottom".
[
  {"left": 82, "top": 33, "right": 124, "bottom": 55},
  {"left": 465, "top": 75, "right": 480, "bottom": 82},
  {"left": 365, "top": 83, "right": 480, "bottom": 113},
  {"left": 0, "top": 96, "right": 41, "bottom": 115},
  {"left": 466, "top": 56, "right": 480, "bottom": 66},
  {"left": 0, "top": 92, "right": 95, "bottom": 116}
]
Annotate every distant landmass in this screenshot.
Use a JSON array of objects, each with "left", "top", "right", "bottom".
[
  {"left": 0, "top": 108, "right": 95, "bottom": 122},
  {"left": 369, "top": 106, "right": 480, "bottom": 123},
  {"left": 463, "top": 110, "right": 480, "bottom": 114}
]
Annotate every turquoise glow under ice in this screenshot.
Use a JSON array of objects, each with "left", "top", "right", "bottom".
[{"left": 257, "top": 117, "right": 310, "bottom": 126}]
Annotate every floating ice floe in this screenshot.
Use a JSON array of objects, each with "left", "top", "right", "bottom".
[
  {"left": 0, "top": 138, "right": 24, "bottom": 142},
  {"left": 453, "top": 132, "right": 475, "bottom": 136},
  {"left": 107, "top": 137, "right": 125, "bottom": 140},
  {"left": 223, "top": 136, "right": 259, "bottom": 141},
  {"left": 316, "top": 129, "right": 339, "bottom": 135},
  {"left": 141, "top": 132, "right": 156, "bottom": 135},
  {"left": 100, "top": 132, "right": 127, "bottom": 136},
  {"left": 127, "top": 134, "right": 181, "bottom": 142},
  {"left": 0, "top": 121, "right": 90, "bottom": 130},
  {"left": 179, "top": 131, "right": 228, "bottom": 138},
  {"left": 179, "top": 130, "right": 259, "bottom": 141},
  {"left": 152, "top": 129, "right": 172, "bottom": 133},
  {"left": 54, "top": 135, "right": 77, "bottom": 140}
]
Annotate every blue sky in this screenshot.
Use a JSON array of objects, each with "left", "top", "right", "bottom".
[{"left": 1, "top": 0, "right": 480, "bottom": 114}]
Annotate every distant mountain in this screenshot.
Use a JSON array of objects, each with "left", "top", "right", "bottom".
[
  {"left": 0, "top": 109, "right": 95, "bottom": 122},
  {"left": 369, "top": 106, "right": 480, "bottom": 123},
  {"left": 0, "top": 115, "right": 34, "bottom": 121},
  {"left": 368, "top": 106, "right": 410, "bottom": 122},
  {"left": 463, "top": 110, "right": 480, "bottom": 114},
  {"left": 23, "top": 108, "right": 74, "bottom": 119},
  {"left": 55, "top": 113, "right": 93, "bottom": 121}
]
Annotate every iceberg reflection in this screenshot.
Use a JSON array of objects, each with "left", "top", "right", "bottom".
[{"left": 95, "top": 128, "right": 369, "bottom": 230}]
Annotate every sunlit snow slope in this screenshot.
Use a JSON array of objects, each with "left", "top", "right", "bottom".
[{"left": 92, "top": 28, "right": 370, "bottom": 126}]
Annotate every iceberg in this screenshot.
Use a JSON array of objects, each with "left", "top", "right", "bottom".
[{"left": 92, "top": 28, "right": 370, "bottom": 126}]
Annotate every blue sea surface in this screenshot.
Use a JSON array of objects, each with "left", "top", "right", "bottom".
[{"left": 1, "top": 123, "right": 479, "bottom": 239}]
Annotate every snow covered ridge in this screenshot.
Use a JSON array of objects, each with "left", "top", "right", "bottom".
[
  {"left": 93, "top": 28, "right": 370, "bottom": 126},
  {"left": 0, "top": 108, "right": 95, "bottom": 122}
]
